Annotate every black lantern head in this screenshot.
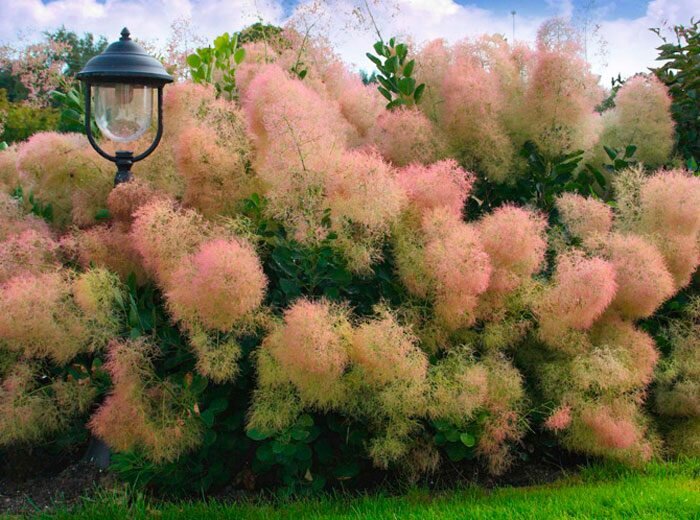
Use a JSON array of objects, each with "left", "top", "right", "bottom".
[
  {"left": 77, "top": 28, "right": 173, "bottom": 185},
  {"left": 77, "top": 28, "right": 173, "bottom": 87}
]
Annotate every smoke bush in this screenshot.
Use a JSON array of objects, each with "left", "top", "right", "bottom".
[
  {"left": 439, "top": 49, "right": 515, "bottom": 182},
  {"left": 107, "top": 179, "right": 162, "bottom": 225},
  {"left": 70, "top": 225, "right": 147, "bottom": 284},
  {"left": 518, "top": 25, "right": 602, "bottom": 158},
  {"left": 588, "top": 233, "right": 675, "bottom": 319},
  {"left": 16, "top": 132, "right": 113, "bottom": 227},
  {"left": 166, "top": 238, "right": 267, "bottom": 333},
  {"left": 536, "top": 251, "right": 617, "bottom": 347},
  {"left": 0, "top": 269, "right": 121, "bottom": 364},
  {"left": 0, "top": 145, "right": 19, "bottom": 191},
  {"left": 656, "top": 300, "right": 700, "bottom": 455},
  {"left": 423, "top": 210, "right": 492, "bottom": 330},
  {"left": 90, "top": 339, "right": 201, "bottom": 463},
  {"left": 130, "top": 198, "right": 211, "bottom": 286},
  {"left": 325, "top": 149, "right": 406, "bottom": 272},
  {"left": 367, "top": 108, "right": 446, "bottom": 166},
  {"left": 0, "top": 228, "right": 59, "bottom": 283},
  {"left": 263, "top": 299, "right": 351, "bottom": 408},
  {"left": 0, "top": 192, "right": 50, "bottom": 241},
  {"left": 0, "top": 362, "right": 96, "bottom": 446},
  {"left": 566, "top": 400, "right": 654, "bottom": 464},
  {"left": 595, "top": 75, "right": 674, "bottom": 168},
  {"left": 397, "top": 159, "right": 473, "bottom": 219},
  {"left": 556, "top": 193, "right": 613, "bottom": 240},
  {"left": 478, "top": 205, "right": 548, "bottom": 294}
]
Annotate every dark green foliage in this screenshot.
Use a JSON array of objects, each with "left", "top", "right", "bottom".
[
  {"left": 596, "top": 74, "right": 626, "bottom": 113},
  {"left": 242, "top": 194, "right": 403, "bottom": 315},
  {"left": 652, "top": 19, "right": 700, "bottom": 161},
  {"left": 431, "top": 419, "right": 481, "bottom": 463},
  {"left": 366, "top": 37, "right": 425, "bottom": 110},
  {"left": 467, "top": 141, "right": 604, "bottom": 216},
  {"left": 0, "top": 89, "right": 59, "bottom": 143},
  {"left": 0, "top": 70, "right": 29, "bottom": 103},
  {"left": 44, "top": 27, "right": 108, "bottom": 77},
  {"left": 238, "top": 23, "right": 284, "bottom": 45},
  {"left": 248, "top": 413, "right": 370, "bottom": 496}
]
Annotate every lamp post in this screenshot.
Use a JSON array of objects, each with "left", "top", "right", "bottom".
[{"left": 77, "top": 28, "right": 173, "bottom": 185}]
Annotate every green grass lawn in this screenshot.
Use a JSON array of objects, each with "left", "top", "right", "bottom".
[{"left": 13, "top": 459, "right": 700, "bottom": 519}]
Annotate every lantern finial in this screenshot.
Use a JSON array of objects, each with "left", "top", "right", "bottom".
[{"left": 120, "top": 27, "right": 131, "bottom": 41}]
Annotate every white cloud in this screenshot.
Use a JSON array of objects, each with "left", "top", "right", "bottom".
[
  {"left": 0, "top": 0, "right": 698, "bottom": 83},
  {"left": 0, "top": 0, "right": 285, "bottom": 49},
  {"left": 592, "top": 0, "right": 700, "bottom": 83}
]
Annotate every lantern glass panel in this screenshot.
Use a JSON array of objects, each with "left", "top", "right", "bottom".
[{"left": 93, "top": 83, "right": 153, "bottom": 142}]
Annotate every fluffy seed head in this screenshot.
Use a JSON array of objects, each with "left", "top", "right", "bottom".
[
  {"left": 167, "top": 238, "right": 267, "bottom": 332},
  {"left": 397, "top": 159, "right": 473, "bottom": 219},
  {"left": 367, "top": 108, "right": 447, "bottom": 166},
  {"left": 478, "top": 205, "right": 548, "bottom": 293},
  {"left": 592, "top": 233, "right": 675, "bottom": 319},
  {"left": 536, "top": 251, "right": 617, "bottom": 345},
  {"left": 556, "top": 193, "right": 613, "bottom": 240}
]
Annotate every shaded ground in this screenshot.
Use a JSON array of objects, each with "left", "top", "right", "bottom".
[
  {"left": 0, "top": 449, "right": 579, "bottom": 516},
  {"left": 0, "top": 461, "right": 113, "bottom": 516}
]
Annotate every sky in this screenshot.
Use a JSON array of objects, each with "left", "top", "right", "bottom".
[{"left": 2, "top": 0, "right": 699, "bottom": 85}]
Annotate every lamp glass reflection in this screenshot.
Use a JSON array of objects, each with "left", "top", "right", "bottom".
[{"left": 93, "top": 84, "right": 152, "bottom": 142}]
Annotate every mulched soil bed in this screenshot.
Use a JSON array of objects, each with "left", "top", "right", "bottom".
[{"left": 0, "top": 444, "right": 585, "bottom": 515}]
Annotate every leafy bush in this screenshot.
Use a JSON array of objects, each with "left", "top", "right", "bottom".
[
  {"left": 0, "top": 89, "right": 59, "bottom": 144},
  {"left": 653, "top": 19, "right": 700, "bottom": 162},
  {"left": 0, "top": 18, "right": 697, "bottom": 498}
]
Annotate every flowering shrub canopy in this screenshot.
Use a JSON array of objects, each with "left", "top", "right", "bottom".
[{"left": 0, "top": 18, "right": 696, "bottom": 494}]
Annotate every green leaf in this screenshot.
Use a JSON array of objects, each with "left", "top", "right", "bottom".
[
  {"left": 234, "top": 48, "right": 246, "bottom": 65},
  {"left": 190, "top": 374, "right": 208, "bottom": 394},
  {"left": 203, "top": 429, "right": 217, "bottom": 447},
  {"left": 433, "top": 432, "right": 447, "bottom": 446},
  {"left": 445, "top": 429, "right": 460, "bottom": 443},
  {"left": 207, "top": 397, "right": 228, "bottom": 415},
  {"left": 280, "top": 278, "right": 300, "bottom": 297},
  {"left": 395, "top": 43, "right": 408, "bottom": 61},
  {"left": 366, "top": 53, "right": 382, "bottom": 68},
  {"left": 295, "top": 443, "right": 313, "bottom": 461},
  {"left": 624, "top": 144, "right": 637, "bottom": 158},
  {"left": 603, "top": 145, "right": 617, "bottom": 161},
  {"left": 397, "top": 77, "right": 416, "bottom": 96},
  {"left": 297, "top": 414, "right": 314, "bottom": 429},
  {"left": 445, "top": 442, "right": 467, "bottom": 462},
  {"left": 460, "top": 432, "right": 476, "bottom": 447},
  {"left": 94, "top": 208, "right": 110, "bottom": 220},
  {"left": 377, "top": 86, "right": 392, "bottom": 101},
  {"left": 373, "top": 41, "right": 385, "bottom": 56},
  {"left": 385, "top": 56, "right": 399, "bottom": 74},
  {"left": 200, "top": 409, "right": 215, "bottom": 427},
  {"left": 247, "top": 428, "right": 272, "bottom": 441},
  {"left": 256, "top": 443, "right": 274, "bottom": 462},
  {"left": 290, "top": 428, "right": 310, "bottom": 441},
  {"left": 414, "top": 83, "right": 426, "bottom": 103},
  {"left": 187, "top": 54, "right": 202, "bottom": 67},
  {"left": 403, "top": 59, "right": 415, "bottom": 77}
]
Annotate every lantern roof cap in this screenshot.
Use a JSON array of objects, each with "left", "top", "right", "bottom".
[{"left": 77, "top": 27, "right": 173, "bottom": 86}]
